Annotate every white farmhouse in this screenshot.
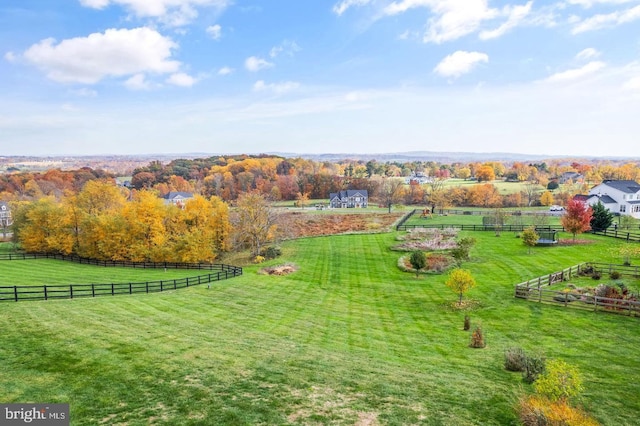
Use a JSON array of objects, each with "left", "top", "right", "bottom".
[{"left": 583, "top": 180, "right": 640, "bottom": 218}]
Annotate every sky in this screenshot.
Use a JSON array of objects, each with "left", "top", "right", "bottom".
[{"left": 1, "top": 0, "right": 640, "bottom": 158}]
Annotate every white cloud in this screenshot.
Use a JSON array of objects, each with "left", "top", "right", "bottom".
[
  {"left": 384, "top": 0, "right": 500, "bottom": 44},
  {"left": 253, "top": 80, "right": 300, "bottom": 94},
  {"left": 206, "top": 24, "right": 222, "bottom": 40},
  {"left": 545, "top": 61, "right": 606, "bottom": 82},
  {"left": 245, "top": 56, "right": 274, "bottom": 72},
  {"left": 218, "top": 66, "right": 233, "bottom": 75},
  {"left": 71, "top": 88, "right": 98, "bottom": 97},
  {"left": 623, "top": 76, "right": 640, "bottom": 90},
  {"left": 269, "top": 40, "right": 301, "bottom": 58},
  {"left": 333, "top": 0, "right": 371, "bottom": 16},
  {"left": 125, "top": 73, "right": 152, "bottom": 90},
  {"left": 567, "top": 0, "right": 639, "bottom": 8},
  {"left": 434, "top": 50, "right": 489, "bottom": 78},
  {"left": 4, "top": 51, "right": 17, "bottom": 63},
  {"left": 576, "top": 48, "right": 600, "bottom": 60},
  {"left": 166, "top": 72, "right": 197, "bottom": 86},
  {"left": 480, "top": 1, "right": 533, "bottom": 40},
  {"left": 572, "top": 4, "right": 640, "bottom": 33},
  {"left": 22, "top": 27, "right": 180, "bottom": 84},
  {"left": 79, "top": 0, "right": 231, "bottom": 27}
]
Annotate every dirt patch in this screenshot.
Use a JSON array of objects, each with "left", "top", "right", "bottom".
[
  {"left": 259, "top": 263, "right": 298, "bottom": 276},
  {"left": 557, "top": 239, "right": 595, "bottom": 246},
  {"left": 279, "top": 212, "right": 403, "bottom": 238}
]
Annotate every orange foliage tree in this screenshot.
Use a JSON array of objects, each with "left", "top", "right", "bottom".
[{"left": 561, "top": 198, "right": 593, "bottom": 241}]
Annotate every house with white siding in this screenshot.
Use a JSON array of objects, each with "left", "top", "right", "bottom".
[{"left": 582, "top": 180, "right": 640, "bottom": 218}]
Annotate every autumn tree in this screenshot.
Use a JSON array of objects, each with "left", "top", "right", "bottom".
[
  {"left": 539, "top": 191, "right": 554, "bottom": 206},
  {"left": 561, "top": 198, "right": 593, "bottom": 241},
  {"left": 121, "top": 190, "right": 167, "bottom": 261},
  {"left": 445, "top": 269, "right": 476, "bottom": 305},
  {"left": 590, "top": 201, "right": 613, "bottom": 232},
  {"left": 468, "top": 184, "right": 502, "bottom": 208},
  {"left": 232, "top": 192, "right": 278, "bottom": 257},
  {"left": 475, "top": 165, "right": 495, "bottom": 182},
  {"left": 522, "top": 227, "right": 539, "bottom": 254},
  {"left": 377, "top": 178, "right": 404, "bottom": 213}
]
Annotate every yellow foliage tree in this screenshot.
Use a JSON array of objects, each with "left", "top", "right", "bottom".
[{"left": 540, "top": 190, "right": 555, "bottom": 206}]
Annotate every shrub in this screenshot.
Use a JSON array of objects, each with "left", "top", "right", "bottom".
[
  {"left": 591, "top": 271, "right": 601, "bottom": 280},
  {"left": 253, "top": 255, "right": 265, "bottom": 264},
  {"left": 469, "top": 326, "right": 485, "bottom": 348},
  {"left": 518, "top": 396, "right": 599, "bottom": 426},
  {"left": 523, "top": 354, "right": 546, "bottom": 384},
  {"left": 504, "top": 347, "right": 527, "bottom": 372},
  {"left": 463, "top": 315, "right": 470, "bottom": 331},
  {"left": 534, "top": 359, "right": 583, "bottom": 403},
  {"left": 610, "top": 271, "right": 621, "bottom": 280},
  {"left": 427, "top": 253, "right": 453, "bottom": 273},
  {"left": 260, "top": 246, "right": 282, "bottom": 260}
]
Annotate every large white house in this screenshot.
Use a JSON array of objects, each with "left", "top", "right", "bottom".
[{"left": 582, "top": 180, "right": 640, "bottom": 218}]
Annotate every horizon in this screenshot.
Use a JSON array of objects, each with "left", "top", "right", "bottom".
[{"left": 2, "top": 1, "right": 640, "bottom": 157}]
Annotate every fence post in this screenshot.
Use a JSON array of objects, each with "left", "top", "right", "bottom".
[
  {"left": 14, "top": 286, "right": 18, "bottom": 302},
  {"left": 92, "top": 284, "right": 95, "bottom": 298},
  {"left": 44, "top": 285, "right": 48, "bottom": 301},
  {"left": 111, "top": 283, "right": 114, "bottom": 296},
  {"left": 70, "top": 285, "right": 73, "bottom": 299},
  {"left": 146, "top": 282, "right": 149, "bottom": 293},
  {"left": 160, "top": 281, "right": 163, "bottom": 292},
  {"left": 129, "top": 283, "right": 132, "bottom": 294}
]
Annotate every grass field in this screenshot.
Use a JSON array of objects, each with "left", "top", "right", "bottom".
[
  {"left": 0, "top": 259, "right": 208, "bottom": 287},
  {"left": 1, "top": 229, "right": 639, "bottom": 425},
  {"left": 403, "top": 210, "right": 563, "bottom": 228}
]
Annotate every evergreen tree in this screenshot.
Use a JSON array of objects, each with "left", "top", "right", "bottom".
[{"left": 590, "top": 201, "right": 613, "bottom": 232}]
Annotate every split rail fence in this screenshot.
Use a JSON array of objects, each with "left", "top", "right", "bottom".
[
  {"left": 514, "top": 262, "right": 640, "bottom": 317},
  {"left": 0, "top": 253, "right": 242, "bottom": 302}
]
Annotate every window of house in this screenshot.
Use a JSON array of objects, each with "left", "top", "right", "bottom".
[{"left": 620, "top": 205, "right": 626, "bottom": 213}]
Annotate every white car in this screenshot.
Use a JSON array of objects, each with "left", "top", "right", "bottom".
[{"left": 549, "top": 205, "right": 564, "bottom": 212}]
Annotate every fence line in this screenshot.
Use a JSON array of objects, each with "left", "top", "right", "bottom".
[
  {"left": 397, "top": 223, "right": 565, "bottom": 232},
  {"left": 514, "top": 262, "right": 640, "bottom": 317},
  {"left": 591, "top": 228, "right": 640, "bottom": 243},
  {"left": 0, "top": 254, "right": 242, "bottom": 302}
]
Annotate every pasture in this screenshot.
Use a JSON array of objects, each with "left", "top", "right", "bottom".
[{"left": 0, "top": 229, "right": 639, "bottom": 425}]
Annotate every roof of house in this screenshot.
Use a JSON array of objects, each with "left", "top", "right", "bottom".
[
  {"left": 163, "top": 191, "right": 194, "bottom": 200},
  {"left": 329, "top": 190, "right": 368, "bottom": 199},
  {"left": 597, "top": 195, "right": 617, "bottom": 204},
  {"left": 600, "top": 180, "right": 640, "bottom": 194}
]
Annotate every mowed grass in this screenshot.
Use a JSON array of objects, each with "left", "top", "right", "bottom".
[
  {"left": 1, "top": 232, "right": 639, "bottom": 425},
  {"left": 404, "top": 211, "right": 563, "bottom": 227},
  {"left": 0, "top": 259, "right": 207, "bottom": 287}
]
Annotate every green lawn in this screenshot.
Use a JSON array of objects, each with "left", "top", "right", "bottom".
[
  {"left": 0, "top": 231, "right": 638, "bottom": 425},
  {"left": 403, "top": 209, "right": 563, "bottom": 228},
  {"left": 0, "top": 259, "right": 208, "bottom": 287}
]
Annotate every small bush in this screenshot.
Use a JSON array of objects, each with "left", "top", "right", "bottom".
[
  {"left": 534, "top": 359, "right": 583, "bottom": 403},
  {"left": 469, "top": 326, "right": 485, "bottom": 348},
  {"left": 463, "top": 315, "right": 470, "bottom": 331},
  {"left": 260, "top": 246, "right": 282, "bottom": 260},
  {"left": 523, "top": 354, "right": 546, "bottom": 384},
  {"left": 253, "top": 255, "right": 265, "bottom": 264},
  {"left": 518, "top": 396, "right": 599, "bottom": 426},
  {"left": 610, "top": 271, "right": 621, "bottom": 280},
  {"left": 591, "top": 271, "right": 602, "bottom": 280},
  {"left": 504, "top": 347, "right": 527, "bottom": 372}
]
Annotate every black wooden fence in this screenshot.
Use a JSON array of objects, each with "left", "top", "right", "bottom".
[
  {"left": 397, "top": 223, "right": 565, "bottom": 232},
  {"left": 0, "top": 253, "right": 242, "bottom": 302}
]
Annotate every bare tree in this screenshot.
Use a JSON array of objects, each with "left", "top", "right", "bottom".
[{"left": 377, "top": 178, "right": 405, "bottom": 213}]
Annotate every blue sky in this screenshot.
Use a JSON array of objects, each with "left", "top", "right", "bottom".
[{"left": 1, "top": 0, "right": 640, "bottom": 157}]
